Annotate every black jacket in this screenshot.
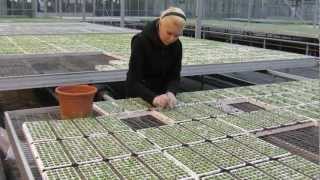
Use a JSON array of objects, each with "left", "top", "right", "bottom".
[{"left": 126, "top": 19, "right": 182, "bottom": 104}]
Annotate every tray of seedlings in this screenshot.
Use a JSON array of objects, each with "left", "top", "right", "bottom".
[
  {"left": 227, "top": 86, "right": 260, "bottom": 97},
  {"left": 269, "top": 109, "right": 311, "bottom": 124},
  {"left": 159, "top": 108, "right": 191, "bottom": 123},
  {"left": 251, "top": 110, "right": 294, "bottom": 127},
  {"left": 176, "top": 92, "right": 207, "bottom": 104},
  {"left": 138, "top": 152, "right": 194, "bottom": 179},
  {"left": 251, "top": 83, "right": 292, "bottom": 95},
  {"left": 201, "top": 172, "right": 236, "bottom": 180},
  {"left": 96, "top": 115, "right": 132, "bottom": 133},
  {"left": 114, "top": 98, "right": 151, "bottom": 112},
  {"left": 137, "top": 127, "right": 182, "bottom": 149},
  {"left": 175, "top": 105, "right": 211, "bottom": 120},
  {"left": 191, "top": 90, "right": 226, "bottom": 102},
  {"left": 88, "top": 134, "right": 131, "bottom": 160},
  {"left": 288, "top": 104, "right": 320, "bottom": 120},
  {"left": 213, "top": 89, "right": 240, "bottom": 99},
  {"left": 31, "top": 141, "right": 72, "bottom": 172},
  {"left": 300, "top": 88, "right": 320, "bottom": 99},
  {"left": 234, "top": 135, "right": 291, "bottom": 158},
  {"left": 278, "top": 155, "right": 320, "bottom": 179},
  {"left": 213, "top": 138, "right": 269, "bottom": 164},
  {"left": 237, "top": 111, "right": 281, "bottom": 129},
  {"left": 110, "top": 156, "right": 159, "bottom": 180},
  {"left": 42, "top": 167, "right": 81, "bottom": 180},
  {"left": 164, "top": 146, "right": 221, "bottom": 177},
  {"left": 200, "top": 118, "right": 245, "bottom": 137},
  {"left": 185, "top": 91, "right": 214, "bottom": 103},
  {"left": 94, "top": 100, "right": 124, "bottom": 115},
  {"left": 48, "top": 120, "right": 83, "bottom": 140},
  {"left": 113, "top": 131, "right": 157, "bottom": 155},
  {"left": 218, "top": 115, "right": 263, "bottom": 132},
  {"left": 78, "top": 161, "right": 120, "bottom": 180},
  {"left": 255, "top": 95, "right": 298, "bottom": 108},
  {"left": 180, "top": 121, "right": 226, "bottom": 141},
  {"left": 280, "top": 92, "right": 315, "bottom": 105},
  {"left": 193, "top": 103, "right": 226, "bottom": 118},
  {"left": 23, "top": 121, "right": 56, "bottom": 144},
  {"left": 159, "top": 124, "right": 204, "bottom": 145},
  {"left": 255, "top": 160, "right": 312, "bottom": 180},
  {"left": 302, "top": 101, "right": 320, "bottom": 112},
  {"left": 230, "top": 165, "right": 274, "bottom": 180},
  {"left": 61, "top": 137, "right": 103, "bottom": 165},
  {"left": 72, "top": 117, "right": 108, "bottom": 137},
  {"left": 190, "top": 142, "right": 246, "bottom": 170},
  {"left": 213, "top": 100, "right": 251, "bottom": 115}
]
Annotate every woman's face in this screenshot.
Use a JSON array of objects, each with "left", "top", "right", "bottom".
[{"left": 158, "top": 18, "right": 183, "bottom": 45}]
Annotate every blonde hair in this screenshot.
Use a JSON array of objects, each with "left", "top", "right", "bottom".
[{"left": 159, "top": 7, "right": 186, "bottom": 27}]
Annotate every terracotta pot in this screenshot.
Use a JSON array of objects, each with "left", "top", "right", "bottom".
[{"left": 55, "top": 85, "right": 97, "bottom": 119}]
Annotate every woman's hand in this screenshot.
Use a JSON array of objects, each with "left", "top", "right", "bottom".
[
  {"left": 166, "top": 92, "right": 177, "bottom": 108},
  {"left": 153, "top": 94, "right": 170, "bottom": 108}
]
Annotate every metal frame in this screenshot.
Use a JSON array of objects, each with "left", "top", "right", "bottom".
[
  {"left": 0, "top": 56, "right": 317, "bottom": 91},
  {"left": 4, "top": 105, "right": 106, "bottom": 180}
]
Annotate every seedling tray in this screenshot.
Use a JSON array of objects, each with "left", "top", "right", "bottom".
[
  {"left": 88, "top": 134, "right": 131, "bottom": 160},
  {"left": 139, "top": 152, "right": 193, "bottom": 179},
  {"left": 230, "top": 166, "right": 274, "bottom": 180},
  {"left": 72, "top": 117, "right": 108, "bottom": 136},
  {"left": 200, "top": 118, "right": 245, "bottom": 136},
  {"left": 237, "top": 111, "right": 280, "bottom": 129},
  {"left": 110, "top": 156, "right": 158, "bottom": 180},
  {"left": 271, "top": 109, "right": 310, "bottom": 124},
  {"left": 218, "top": 115, "right": 264, "bottom": 132},
  {"left": 190, "top": 142, "right": 246, "bottom": 170},
  {"left": 62, "top": 138, "right": 103, "bottom": 165},
  {"left": 180, "top": 121, "right": 226, "bottom": 141},
  {"left": 78, "top": 161, "right": 120, "bottom": 180},
  {"left": 234, "top": 135, "right": 290, "bottom": 158},
  {"left": 49, "top": 120, "right": 83, "bottom": 139},
  {"left": 138, "top": 127, "right": 182, "bottom": 149},
  {"left": 159, "top": 108, "right": 192, "bottom": 123},
  {"left": 159, "top": 125, "right": 204, "bottom": 145},
  {"left": 31, "top": 141, "right": 72, "bottom": 171},
  {"left": 213, "top": 139, "right": 269, "bottom": 164},
  {"left": 96, "top": 116, "right": 132, "bottom": 133},
  {"left": 194, "top": 103, "right": 226, "bottom": 118},
  {"left": 255, "top": 160, "right": 311, "bottom": 180},
  {"left": 201, "top": 172, "right": 235, "bottom": 180},
  {"left": 94, "top": 101, "right": 124, "bottom": 114},
  {"left": 279, "top": 155, "right": 320, "bottom": 179},
  {"left": 23, "top": 121, "right": 56, "bottom": 143},
  {"left": 176, "top": 105, "right": 211, "bottom": 120},
  {"left": 114, "top": 98, "right": 151, "bottom": 112},
  {"left": 113, "top": 131, "right": 157, "bottom": 154},
  {"left": 42, "top": 167, "right": 81, "bottom": 180},
  {"left": 165, "top": 146, "right": 221, "bottom": 177}
]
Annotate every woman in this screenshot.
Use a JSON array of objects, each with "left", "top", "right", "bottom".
[{"left": 126, "top": 7, "right": 186, "bottom": 108}]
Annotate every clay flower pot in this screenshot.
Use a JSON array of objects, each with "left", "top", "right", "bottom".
[{"left": 55, "top": 85, "right": 97, "bottom": 119}]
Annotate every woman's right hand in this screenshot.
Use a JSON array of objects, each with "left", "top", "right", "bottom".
[{"left": 153, "top": 94, "right": 170, "bottom": 108}]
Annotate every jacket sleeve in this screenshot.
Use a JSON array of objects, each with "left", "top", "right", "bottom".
[
  {"left": 166, "top": 40, "right": 182, "bottom": 95},
  {"left": 126, "top": 35, "right": 157, "bottom": 104}
]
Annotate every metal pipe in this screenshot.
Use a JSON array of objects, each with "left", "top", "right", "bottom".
[
  {"left": 248, "top": 0, "right": 253, "bottom": 23},
  {"left": 55, "top": 0, "right": 58, "bottom": 15},
  {"left": 59, "top": 0, "right": 62, "bottom": 17},
  {"left": 82, "top": 0, "right": 86, "bottom": 21},
  {"left": 144, "top": 0, "right": 148, "bottom": 16},
  {"left": 120, "top": 0, "right": 125, "bottom": 27},
  {"left": 92, "top": 0, "right": 95, "bottom": 16},
  {"left": 44, "top": 0, "right": 48, "bottom": 16},
  {"left": 195, "top": 0, "right": 203, "bottom": 39}
]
